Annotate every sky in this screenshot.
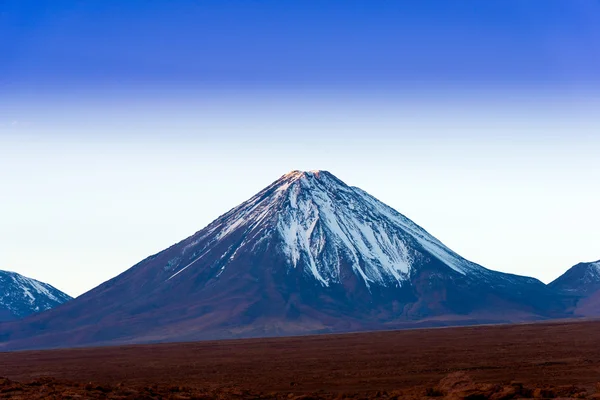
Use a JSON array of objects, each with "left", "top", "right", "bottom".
[{"left": 1, "top": 0, "right": 599, "bottom": 296}]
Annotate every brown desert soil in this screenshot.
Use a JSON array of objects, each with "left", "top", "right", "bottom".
[{"left": 2, "top": 319, "right": 600, "bottom": 399}]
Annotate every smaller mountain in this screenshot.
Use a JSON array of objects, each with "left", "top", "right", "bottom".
[
  {"left": 549, "top": 260, "right": 600, "bottom": 317},
  {"left": 0, "top": 270, "right": 73, "bottom": 321},
  {"left": 549, "top": 260, "right": 600, "bottom": 295}
]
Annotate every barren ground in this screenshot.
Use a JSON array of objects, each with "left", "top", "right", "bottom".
[{"left": 2, "top": 319, "right": 600, "bottom": 399}]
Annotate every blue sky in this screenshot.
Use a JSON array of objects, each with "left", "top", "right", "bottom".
[
  {"left": 1, "top": 1, "right": 599, "bottom": 296},
  {"left": 3, "top": 0, "right": 600, "bottom": 91}
]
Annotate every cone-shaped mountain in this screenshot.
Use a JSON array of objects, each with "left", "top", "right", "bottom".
[{"left": 0, "top": 170, "right": 567, "bottom": 350}]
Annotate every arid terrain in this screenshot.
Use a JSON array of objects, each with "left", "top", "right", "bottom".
[{"left": 2, "top": 319, "right": 600, "bottom": 399}]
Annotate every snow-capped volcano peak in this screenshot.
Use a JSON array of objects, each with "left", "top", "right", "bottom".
[
  {"left": 283, "top": 169, "right": 327, "bottom": 177},
  {"left": 277, "top": 170, "right": 336, "bottom": 187},
  {"left": 166, "top": 170, "right": 490, "bottom": 288}
]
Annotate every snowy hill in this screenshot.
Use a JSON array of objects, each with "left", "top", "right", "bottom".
[{"left": 0, "top": 270, "right": 72, "bottom": 321}]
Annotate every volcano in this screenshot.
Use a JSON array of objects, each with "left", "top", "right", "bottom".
[{"left": 0, "top": 170, "right": 567, "bottom": 350}]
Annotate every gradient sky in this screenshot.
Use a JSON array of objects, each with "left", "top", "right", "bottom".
[{"left": 1, "top": 1, "right": 599, "bottom": 296}]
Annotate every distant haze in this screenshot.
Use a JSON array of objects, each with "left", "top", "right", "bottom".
[{"left": 1, "top": 0, "right": 599, "bottom": 296}]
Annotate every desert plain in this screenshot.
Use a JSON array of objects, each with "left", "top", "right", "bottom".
[{"left": 2, "top": 319, "right": 600, "bottom": 399}]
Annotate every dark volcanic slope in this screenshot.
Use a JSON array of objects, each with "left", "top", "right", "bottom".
[
  {"left": 0, "top": 171, "right": 567, "bottom": 350},
  {"left": 0, "top": 270, "right": 72, "bottom": 322}
]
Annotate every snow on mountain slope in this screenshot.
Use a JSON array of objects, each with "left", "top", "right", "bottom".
[
  {"left": 0, "top": 270, "right": 72, "bottom": 321},
  {"left": 164, "top": 170, "right": 534, "bottom": 290}
]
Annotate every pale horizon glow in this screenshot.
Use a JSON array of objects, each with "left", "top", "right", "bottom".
[{"left": 1, "top": 90, "right": 599, "bottom": 297}]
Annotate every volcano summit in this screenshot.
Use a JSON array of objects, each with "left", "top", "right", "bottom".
[{"left": 0, "top": 170, "right": 566, "bottom": 350}]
